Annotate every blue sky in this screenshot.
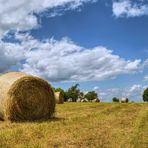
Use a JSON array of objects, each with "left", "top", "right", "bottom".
[{"left": 0, "top": 0, "right": 148, "bottom": 102}]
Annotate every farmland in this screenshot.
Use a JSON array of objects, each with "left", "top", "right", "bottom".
[{"left": 0, "top": 103, "right": 147, "bottom": 148}]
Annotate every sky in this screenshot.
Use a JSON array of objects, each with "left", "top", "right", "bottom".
[{"left": 0, "top": 0, "right": 148, "bottom": 102}]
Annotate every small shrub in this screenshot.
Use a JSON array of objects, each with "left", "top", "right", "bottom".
[{"left": 112, "top": 97, "right": 119, "bottom": 102}]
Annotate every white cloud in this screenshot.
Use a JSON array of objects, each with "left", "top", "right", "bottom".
[
  {"left": 0, "top": 41, "right": 25, "bottom": 72},
  {"left": 6, "top": 33, "right": 146, "bottom": 82},
  {"left": 127, "top": 84, "right": 143, "bottom": 98},
  {"left": 0, "top": 33, "right": 147, "bottom": 82},
  {"left": 0, "top": 30, "right": 147, "bottom": 83},
  {"left": 0, "top": 0, "right": 95, "bottom": 37},
  {"left": 144, "top": 75, "right": 148, "bottom": 81},
  {"left": 112, "top": 0, "right": 148, "bottom": 18},
  {"left": 94, "top": 84, "right": 145, "bottom": 102}
]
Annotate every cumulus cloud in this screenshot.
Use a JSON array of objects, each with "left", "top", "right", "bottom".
[
  {"left": 127, "top": 84, "right": 144, "bottom": 98},
  {"left": 0, "top": 0, "right": 96, "bottom": 37},
  {"left": 4, "top": 33, "right": 145, "bottom": 82},
  {"left": 112, "top": 0, "right": 148, "bottom": 18},
  {"left": 94, "top": 84, "right": 145, "bottom": 102},
  {"left": 0, "top": 33, "right": 148, "bottom": 82},
  {"left": 0, "top": 41, "right": 25, "bottom": 73}
]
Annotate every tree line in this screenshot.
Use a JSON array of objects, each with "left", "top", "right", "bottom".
[
  {"left": 53, "top": 84, "right": 148, "bottom": 102},
  {"left": 53, "top": 84, "right": 98, "bottom": 102}
]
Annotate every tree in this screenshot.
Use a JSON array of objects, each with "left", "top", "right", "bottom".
[
  {"left": 66, "top": 84, "right": 81, "bottom": 102},
  {"left": 143, "top": 88, "right": 148, "bottom": 102},
  {"left": 84, "top": 91, "right": 98, "bottom": 101},
  {"left": 63, "top": 91, "right": 70, "bottom": 102},
  {"left": 112, "top": 97, "right": 119, "bottom": 102}
]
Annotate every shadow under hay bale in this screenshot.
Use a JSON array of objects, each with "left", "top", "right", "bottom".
[
  {"left": 0, "top": 72, "right": 55, "bottom": 121},
  {"left": 13, "top": 117, "right": 65, "bottom": 123},
  {"left": 54, "top": 92, "right": 64, "bottom": 104}
]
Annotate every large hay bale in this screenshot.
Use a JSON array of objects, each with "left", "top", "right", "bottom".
[
  {"left": 54, "top": 92, "right": 64, "bottom": 104},
  {"left": 0, "top": 72, "right": 55, "bottom": 121}
]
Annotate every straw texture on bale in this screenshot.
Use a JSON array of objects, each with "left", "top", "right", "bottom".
[
  {"left": 54, "top": 92, "right": 64, "bottom": 104},
  {"left": 0, "top": 72, "right": 55, "bottom": 121}
]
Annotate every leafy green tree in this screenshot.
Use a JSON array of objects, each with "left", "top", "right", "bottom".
[
  {"left": 84, "top": 91, "right": 98, "bottom": 101},
  {"left": 63, "top": 91, "right": 69, "bottom": 102},
  {"left": 112, "top": 97, "right": 119, "bottom": 102},
  {"left": 66, "top": 84, "right": 81, "bottom": 102},
  {"left": 143, "top": 88, "right": 148, "bottom": 102}
]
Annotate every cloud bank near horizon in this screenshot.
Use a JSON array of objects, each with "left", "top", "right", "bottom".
[{"left": 93, "top": 84, "right": 148, "bottom": 102}]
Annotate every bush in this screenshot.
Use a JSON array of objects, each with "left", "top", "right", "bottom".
[
  {"left": 143, "top": 88, "right": 148, "bottom": 102},
  {"left": 112, "top": 97, "right": 119, "bottom": 102},
  {"left": 66, "top": 84, "right": 81, "bottom": 102},
  {"left": 84, "top": 91, "right": 98, "bottom": 101}
]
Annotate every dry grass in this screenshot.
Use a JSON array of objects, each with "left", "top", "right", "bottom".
[{"left": 0, "top": 103, "right": 147, "bottom": 148}]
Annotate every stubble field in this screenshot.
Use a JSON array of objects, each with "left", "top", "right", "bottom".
[{"left": 0, "top": 103, "right": 147, "bottom": 148}]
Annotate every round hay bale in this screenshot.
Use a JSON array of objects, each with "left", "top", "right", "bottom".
[
  {"left": 81, "top": 98, "right": 88, "bottom": 102},
  {"left": 0, "top": 72, "right": 55, "bottom": 121},
  {"left": 121, "top": 98, "right": 129, "bottom": 103},
  {"left": 67, "top": 98, "right": 72, "bottom": 102},
  {"left": 54, "top": 92, "right": 64, "bottom": 104},
  {"left": 92, "top": 99, "right": 100, "bottom": 103},
  {"left": 77, "top": 98, "right": 81, "bottom": 102}
]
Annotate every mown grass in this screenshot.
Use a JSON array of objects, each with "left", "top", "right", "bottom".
[{"left": 0, "top": 103, "right": 147, "bottom": 148}]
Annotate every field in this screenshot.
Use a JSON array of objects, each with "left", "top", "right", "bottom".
[{"left": 0, "top": 103, "right": 148, "bottom": 148}]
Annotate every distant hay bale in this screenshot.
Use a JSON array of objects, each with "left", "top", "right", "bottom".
[
  {"left": 92, "top": 99, "right": 100, "bottom": 103},
  {"left": 121, "top": 98, "right": 129, "bottom": 103},
  {"left": 0, "top": 72, "right": 55, "bottom": 121},
  {"left": 67, "top": 98, "right": 73, "bottom": 102},
  {"left": 54, "top": 92, "right": 64, "bottom": 104},
  {"left": 81, "top": 98, "right": 88, "bottom": 102},
  {"left": 77, "top": 98, "right": 81, "bottom": 102},
  {"left": 112, "top": 97, "right": 119, "bottom": 103}
]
